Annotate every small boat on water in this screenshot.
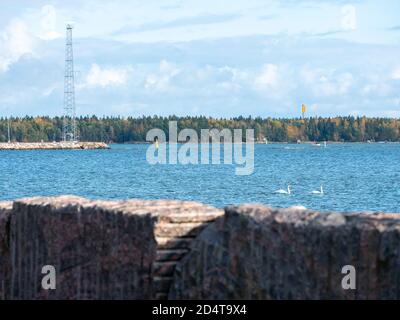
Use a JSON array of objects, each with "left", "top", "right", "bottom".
[{"left": 311, "top": 141, "right": 327, "bottom": 148}]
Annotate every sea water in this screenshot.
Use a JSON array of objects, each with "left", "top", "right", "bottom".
[{"left": 0, "top": 143, "right": 399, "bottom": 212}]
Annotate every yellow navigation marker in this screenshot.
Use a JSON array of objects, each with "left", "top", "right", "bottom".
[{"left": 301, "top": 104, "right": 306, "bottom": 118}]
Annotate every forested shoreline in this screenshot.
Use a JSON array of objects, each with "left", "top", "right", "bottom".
[{"left": 0, "top": 115, "right": 399, "bottom": 143}]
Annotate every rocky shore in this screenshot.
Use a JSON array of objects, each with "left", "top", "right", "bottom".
[{"left": 0, "top": 142, "right": 109, "bottom": 150}]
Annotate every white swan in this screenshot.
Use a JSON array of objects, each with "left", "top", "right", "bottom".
[
  {"left": 311, "top": 186, "right": 324, "bottom": 195},
  {"left": 275, "top": 185, "right": 291, "bottom": 194}
]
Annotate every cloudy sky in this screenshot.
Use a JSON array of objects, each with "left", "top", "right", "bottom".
[{"left": 0, "top": 0, "right": 399, "bottom": 117}]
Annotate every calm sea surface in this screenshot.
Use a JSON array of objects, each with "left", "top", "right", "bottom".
[{"left": 0, "top": 143, "right": 399, "bottom": 212}]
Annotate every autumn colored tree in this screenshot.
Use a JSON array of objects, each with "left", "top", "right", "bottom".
[{"left": 0, "top": 116, "right": 399, "bottom": 143}]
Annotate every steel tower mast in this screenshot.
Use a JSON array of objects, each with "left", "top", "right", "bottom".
[
  {"left": 7, "top": 117, "right": 11, "bottom": 143},
  {"left": 63, "top": 24, "right": 77, "bottom": 141}
]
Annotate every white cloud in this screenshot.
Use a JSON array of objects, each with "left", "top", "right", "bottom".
[
  {"left": 145, "top": 60, "right": 180, "bottom": 91},
  {"left": 301, "top": 67, "right": 353, "bottom": 97},
  {"left": 341, "top": 5, "right": 357, "bottom": 31},
  {"left": 361, "top": 83, "right": 392, "bottom": 97},
  {"left": 252, "top": 64, "right": 296, "bottom": 104},
  {"left": 39, "top": 5, "right": 61, "bottom": 40},
  {"left": 330, "top": 72, "right": 353, "bottom": 96},
  {"left": 0, "top": 19, "right": 35, "bottom": 73},
  {"left": 0, "top": 5, "right": 61, "bottom": 73},
  {"left": 391, "top": 67, "right": 400, "bottom": 80},
  {"left": 254, "top": 64, "right": 279, "bottom": 88},
  {"left": 85, "top": 64, "right": 130, "bottom": 88},
  {"left": 42, "top": 85, "right": 59, "bottom": 97}
]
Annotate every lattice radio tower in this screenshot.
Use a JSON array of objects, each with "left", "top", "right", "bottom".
[{"left": 63, "top": 24, "right": 77, "bottom": 141}]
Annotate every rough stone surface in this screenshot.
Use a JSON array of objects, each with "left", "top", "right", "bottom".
[
  {"left": 151, "top": 201, "right": 224, "bottom": 300},
  {"left": 0, "top": 202, "right": 12, "bottom": 299},
  {"left": 0, "top": 142, "right": 109, "bottom": 150},
  {"left": 0, "top": 196, "right": 223, "bottom": 300},
  {"left": 169, "top": 205, "right": 400, "bottom": 300},
  {"left": 4, "top": 198, "right": 400, "bottom": 300},
  {"left": 4, "top": 196, "right": 157, "bottom": 299}
]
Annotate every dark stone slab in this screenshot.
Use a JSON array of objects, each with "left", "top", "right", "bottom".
[
  {"left": 169, "top": 205, "right": 400, "bottom": 300},
  {"left": 4, "top": 196, "right": 157, "bottom": 299}
]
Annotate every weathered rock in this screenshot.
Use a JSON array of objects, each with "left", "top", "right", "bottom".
[
  {"left": 4, "top": 197, "right": 400, "bottom": 300},
  {"left": 0, "top": 196, "right": 223, "bottom": 300},
  {"left": 169, "top": 205, "right": 400, "bottom": 300},
  {"left": 151, "top": 201, "right": 224, "bottom": 299},
  {"left": 5, "top": 196, "right": 157, "bottom": 299},
  {"left": 0, "top": 202, "right": 12, "bottom": 300}
]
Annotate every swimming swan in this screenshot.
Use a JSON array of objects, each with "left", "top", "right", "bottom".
[
  {"left": 275, "top": 185, "right": 291, "bottom": 194},
  {"left": 311, "top": 186, "right": 324, "bottom": 195}
]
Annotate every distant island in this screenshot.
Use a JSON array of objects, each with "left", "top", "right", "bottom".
[{"left": 0, "top": 115, "right": 399, "bottom": 143}]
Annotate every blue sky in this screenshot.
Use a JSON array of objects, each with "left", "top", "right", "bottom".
[{"left": 0, "top": 0, "right": 399, "bottom": 117}]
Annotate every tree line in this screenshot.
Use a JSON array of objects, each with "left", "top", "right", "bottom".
[{"left": 0, "top": 115, "right": 399, "bottom": 143}]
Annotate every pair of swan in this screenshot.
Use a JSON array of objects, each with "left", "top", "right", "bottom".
[{"left": 275, "top": 185, "right": 324, "bottom": 195}]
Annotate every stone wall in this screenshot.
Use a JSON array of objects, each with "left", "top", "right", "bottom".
[
  {"left": 4, "top": 196, "right": 158, "bottom": 299},
  {"left": 2, "top": 198, "right": 400, "bottom": 300},
  {"left": 153, "top": 204, "right": 223, "bottom": 299},
  {"left": 0, "top": 196, "right": 222, "bottom": 300},
  {"left": 169, "top": 205, "right": 400, "bottom": 300},
  {"left": 0, "top": 202, "right": 12, "bottom": 299}
]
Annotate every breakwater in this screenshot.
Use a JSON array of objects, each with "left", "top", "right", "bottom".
[
  {"left": 0, "top": 142, "right": 109, "bottom": 150},
  {"left": 1, "top": 196, "right": 399, "bottom": 300}
]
